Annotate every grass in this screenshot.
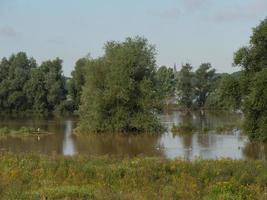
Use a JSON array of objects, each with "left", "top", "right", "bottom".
[
  {"left": 0, "top": 153, "right": 266, "bottom": 199},
  {"left": 0, "top": 127, "right": 53, "bottom": 138}
]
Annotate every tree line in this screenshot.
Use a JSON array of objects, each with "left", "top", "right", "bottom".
[
  {"left": 0, "top": 18, "right": 266, "bottom": 140},
  {"left": 0, "top": 53, "right": 71, "bottom": 114},
  {"left": 66, "top": 17, "right": 267, "bottom": 141}
]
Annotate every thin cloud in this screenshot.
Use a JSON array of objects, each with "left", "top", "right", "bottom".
[
  {"left": 0, "top": 26, "right": 18, "bottom": 38},
  {"left": 212, "top": 0, "right": 267, "bottom": 22}
]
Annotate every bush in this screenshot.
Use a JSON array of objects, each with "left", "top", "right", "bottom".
[{"left": 78, "top": 37, "right": 164, "bottom": 133}]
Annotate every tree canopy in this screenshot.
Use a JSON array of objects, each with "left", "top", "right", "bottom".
[
  {"left": 176, "top": 63, "right": 195, "bottom": 109},
  {"left": 0, "top": 52, "right": 68, "bottom": 114},
  {"left": 194, "top": 63, "right": 216, "bottom": 108},
  {"left": 68, "top": 58, "right": 89, "bottom": 111},
  {"left": 176, "top": 63, "right": 217, "bottom": 110},
  {"left": 78, "top": 37, "right": 163, "bottom": 133},
  {"left": 233, "top": 18, "right": 267, "bottom": 141},
  {"left": 155, "top": 66, "right": 176, "bottom": 100}
]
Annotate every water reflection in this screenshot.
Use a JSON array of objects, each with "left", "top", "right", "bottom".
[
  {"left": 243, "top": 142, "right": 267, "bottom": 160},
  {"left": 62, "top": 120, "right": 76, "bottom": 155},
  {"left": 75, "top": 133, "right": 164, "bottom": 157},
  {"left": 0, "top": 111, "right": 266, "bottom": 160}
]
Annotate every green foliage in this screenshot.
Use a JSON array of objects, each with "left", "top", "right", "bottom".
[
  {"left": 68, "top": 58, "right": 89, "bottom": 111},
  {"left": 155, "top": 65, "right": 176, "bottom": 100},
  {"left": 40, "top": 58, "right": 67, "bottom": 112},
  {"left": 205, "top": 181, "right": 258, "bottom": 200},
  {"left": 217, "top": 75, "right": 242, "bottom": 110},
  {"left": 0, "top": 52, "right": 36, "bottom": 112},
  {"left": 24, "top": 68, "right": 47, "bottom": 112},
  {"left": 0, "top": 154, "right": 266, "bottom": 200},
  {"left": 194, "top": 63, "right": 216, "bottom": 108},
  {"left": 243, "top": 69, "right": 267, "bottom": 141},
  {"left": 176, "top": 63, "right": 195, "bottom": 109},
  {"left": 0, "top": 53, "right": 68, "bottom": 114},
  {"left": 233, "top": 18, "right": 267, "bottom": 141},
  {"left": 176, "top": 63, "right": 217, "bottom": 110},
  {"left": 78, "top": 37, "right": 163, "bottom": 133},
  {"left": 234, "top": 18, "right": 267, "bottom": 73}
]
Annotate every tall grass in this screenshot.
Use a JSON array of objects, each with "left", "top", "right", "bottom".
[{"left": 0, "top": 153, "right": 266, "bottom": 199}]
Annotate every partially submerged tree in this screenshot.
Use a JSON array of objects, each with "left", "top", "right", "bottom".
[
  {"left": 176, "top": 64, "right": 194, "bottom": 109},
  {"left": 155, "top": 65, "right": 176, "bottom": 103},
  {"left": 194, "top": 63, "right": 216, "bottom": 109},
  {"left": 78, "top": 37, "right": 163, "bottom": 133}
]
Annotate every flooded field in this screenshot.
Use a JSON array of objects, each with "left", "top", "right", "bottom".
[{"left": 0, "top": 111, "right": 266, "bottom": 160}]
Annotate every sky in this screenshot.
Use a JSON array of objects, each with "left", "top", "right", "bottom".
[{"left": 0, "top": 0, "right": 266, "bottom": 76}]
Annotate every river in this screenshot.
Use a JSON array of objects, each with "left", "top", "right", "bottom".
[{"left": 0, "top": 111, "right": 266, "bottom": 160}]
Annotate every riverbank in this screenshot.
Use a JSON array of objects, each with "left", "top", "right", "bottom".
[{"left": 0, "top": 153, "right": 266, "bottom": 199}]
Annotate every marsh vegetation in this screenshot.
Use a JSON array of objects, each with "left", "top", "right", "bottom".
[{"left": 0, "top": 153, "right": 266, "bottom": 200}]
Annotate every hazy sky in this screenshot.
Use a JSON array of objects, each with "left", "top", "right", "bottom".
[{"left": 0, "top": 0, "right": 266, "bottom": 76}]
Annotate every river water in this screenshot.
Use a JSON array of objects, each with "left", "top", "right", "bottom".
[{"left": 0, "top": 111, "right": 266, "bottom": 160}]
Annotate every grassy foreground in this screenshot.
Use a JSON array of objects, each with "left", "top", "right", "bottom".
[{"left": 0, "top": 154, "right": 266, "bottom": 200}]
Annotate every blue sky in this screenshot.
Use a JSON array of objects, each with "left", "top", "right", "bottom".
[{"left": 0, "top": 0, "right": 266, "bottom": 76}]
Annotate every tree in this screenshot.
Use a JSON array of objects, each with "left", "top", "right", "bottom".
[
  {"left": 244, "top": 69, "right": 267, "bottom": 141},
  {"left": 155, "top": 66, "right": 176, "bottom": 100},
  {"left": 233, "top": 18, "right": 267, "bottom": 141},
  {"left": 40, "top": 58, "right": 67, "bottom": 112},
  {"left": 217, "top": 75, "right": 241, "bottom": 110},
  {"left": 24, "top": 68, "right": 47, "bottom": 112},
  {"left": 78, "top": 37, "right": 163, "bottom": 133},
  {"left": 194, "top": 63, "right": 216, "bottom": 108},
  {"left": 68, "top": 58, "right": 89, "bottom": 110},
  {"left": 176, "top": 64, "right": 194, "bottom": 109},
  {"left": 0, "top": 52, "right": 37, "bottom": 112},
  {"left": 234, "top": 18, "right": 267, "bottom": 73}
]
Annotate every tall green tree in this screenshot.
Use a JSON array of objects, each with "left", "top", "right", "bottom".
[
  {"left": 234, "top": 18, "right": 267, "bottom": 73},
  {"left": 24, "top": 68, "right": 47, "bottom": 112},
  {"left": 69, "top": 58, "right": 89, "bottom": 110},
  {"left": 194, "top": 63, "right": 216, "bottom": 108},
  {"left": 233, "top": 18, "right": 267, "bottom": 141},
  {"left": 78, "top": 37, "right": 163, "bottom": 133},
  {"left": 155, "top": 66, "right": 176, "bottom": 100},
  {"left": 244, "top": 69, "right": 267, "bottom": 141},
  {"left": 176, "top": 64, "right": 194, "bottom": 109},
  {"left": 40, "top": 58, "right": 67, "bottom": 112},
  {"left": 0, "top": 52, "right": 37, "bottom": 112},
  {"left": 217, "top": 75, "right": 241, "bottom": 110}
]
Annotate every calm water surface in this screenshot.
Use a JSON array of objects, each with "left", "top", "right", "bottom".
[{"left": 0, "top": 111, "right": 266, "bottom": 160}]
